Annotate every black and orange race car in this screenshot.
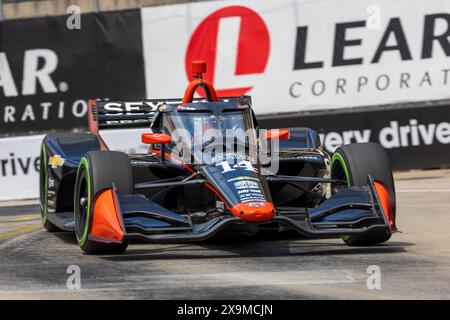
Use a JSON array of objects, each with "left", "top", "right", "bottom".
[{"left": 39, "top": 61, "right": 397, "bottom": 254}]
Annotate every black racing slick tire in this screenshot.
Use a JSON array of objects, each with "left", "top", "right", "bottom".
[
  {"left": 331, "top": 143, "right": 395, "bottom": 246},
  {"left": 74, "top": 151, "right": 133, "bottom": 254},
  {"left": 39, "top": 143, "right": 62, "bottom": 232}
]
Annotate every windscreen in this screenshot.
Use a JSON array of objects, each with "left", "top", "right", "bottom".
[{"left": 161, "top": 109, "right": 258, "bottom": 164}]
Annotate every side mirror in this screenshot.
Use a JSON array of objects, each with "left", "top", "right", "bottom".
[
  {"left": 265, "top": 129, "right": 290, "bottom": 141},
  {"left": 141, "top": 133, "right": 171, "bottom": 144}
]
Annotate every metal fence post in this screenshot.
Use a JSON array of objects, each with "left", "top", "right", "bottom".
[
  {"left": 0, "top": 0, "right": 4, "bottom": 22},
  {"left": 92, "top": 0, "right": 100, "bottom": 12}
]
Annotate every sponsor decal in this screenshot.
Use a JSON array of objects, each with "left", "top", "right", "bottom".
[
  {"left": 233, "top": 180, "right": 259, "bottom": 189},
  {"left": 97, "top": 101, "right": 160, "bottom": 126},
  {"left": 239, "top": 194, "right": 266, "bottom": 203},
  {"left": 296, "top": 155, "right": 322, "bottom": 161},
  {"left": 177, "top": 105, "right": 197, "bottom": 111},
  {"left": 234, "top": 180, "right": 259, "bottom": 189},
  {"left": 227, "top": 176, "right": 260, "bottom": 182},
  {"left": 216, "top": 160, "right": 257, "bottom": 174},
  {"left": 102, "top": 101, "right": 160, "bottom": 114},
  {"left": 247, "top": 202, "right": 265, "bottom": 207},
  {"left": 231, "top": 177, "right": 266, "bottom": 203},
  {"left": 48, "top": 155, "right": 65, "bottom": 168}
]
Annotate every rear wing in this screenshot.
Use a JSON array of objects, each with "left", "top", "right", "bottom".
[{"left": 88, "top": 96, "right": 252, "bottom": 132}]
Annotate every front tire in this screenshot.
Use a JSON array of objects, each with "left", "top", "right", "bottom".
[
  {"left": 331, "top": 143, "right": 395, "bottom": 246},
  {"left": 74, "top": 151, "right": 133, "bottom": 254}
]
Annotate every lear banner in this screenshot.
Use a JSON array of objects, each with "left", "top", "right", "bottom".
[
  {"left": 259, "top": 103, "right": 450, "bottom": 170},
  {"left": 0, "top": 10, "right": 145, "bottom": 136},
  {"left": 142, "top": 0, "right": 450, "bottom": 114}
]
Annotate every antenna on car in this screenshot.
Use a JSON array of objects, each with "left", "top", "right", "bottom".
[
  {"left": 192, "top": 60, "right": 206, "bottom": 79},
  {"left": 183, "top": 60, "right": 219, "bottom": 103}
]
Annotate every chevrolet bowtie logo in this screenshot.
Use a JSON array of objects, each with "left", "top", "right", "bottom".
[{"left": 48, "top": 155, "right": 65, "bottom": 168}]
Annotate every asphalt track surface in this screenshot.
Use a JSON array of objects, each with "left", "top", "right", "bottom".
[{"left": 1, "top": 169, "right": 450, "bottom": 299}]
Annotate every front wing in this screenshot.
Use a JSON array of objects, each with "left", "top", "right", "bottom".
[{"left": 86, "top": 176, "right": 396, "bottom": 244}]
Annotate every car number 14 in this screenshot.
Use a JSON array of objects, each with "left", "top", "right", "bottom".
[{"left": 216, "top": 160, "right": 257, "bottom": 173}]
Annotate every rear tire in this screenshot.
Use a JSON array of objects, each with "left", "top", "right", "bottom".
[
  {"left": 74, "top": 151, "right": 133, "bottom": 254},
  {"left": 331, "top": 143, "right": 395, "bottom": 246},
  {"left": 39, "top": 142, "right": 62, "bottom": 232}
]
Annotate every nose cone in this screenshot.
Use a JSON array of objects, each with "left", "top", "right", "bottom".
[{"left": 230, "top": 201, "right": 275, "bottom": 222}]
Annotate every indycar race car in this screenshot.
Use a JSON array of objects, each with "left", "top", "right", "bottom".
[{"left": 39, "top": 61, "right": 397, "bottom": 254}]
